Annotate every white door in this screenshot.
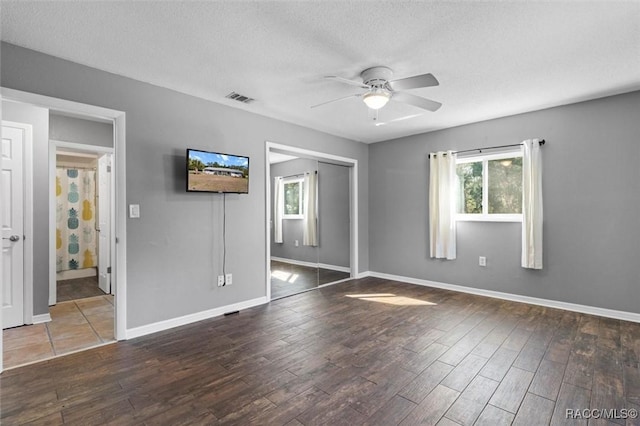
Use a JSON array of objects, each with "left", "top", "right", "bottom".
[
  {"left": 2, "top": 125, "right": 25, "bottom": 329},
  {"left": 96, "top": 154, "right": 111, "bottom": 294}
]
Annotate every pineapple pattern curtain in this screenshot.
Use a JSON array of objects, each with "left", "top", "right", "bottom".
[{"left": 56, "top": 168, "right": 97, "bottom": 272}]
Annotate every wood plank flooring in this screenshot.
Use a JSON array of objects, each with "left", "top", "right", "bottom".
[{"left": 2, "top": 277, "right": 639, "bottom": 425}]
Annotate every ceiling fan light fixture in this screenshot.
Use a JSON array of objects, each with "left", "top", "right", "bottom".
[{"left": 363, "top": 88, "right": 390, "bottom": 110}]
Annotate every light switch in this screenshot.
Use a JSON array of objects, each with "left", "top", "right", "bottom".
[{"left": 129, "top": 204, "right": 140, "bottom": 218}]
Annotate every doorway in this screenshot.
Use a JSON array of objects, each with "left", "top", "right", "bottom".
[
  {"left": 0, "top": 88, "right": 127, "bottom": 373},
  {"left": 48, "top": 143, "right": 115, "bottom": 364},
  {"left": 266, "top": 142, "right": 358, "bottom": 300},
  {"left": 51, "top": 141, "right": 114, "bottom": 304}
]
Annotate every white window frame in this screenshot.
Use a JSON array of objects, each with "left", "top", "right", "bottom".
[
  {"left": 456, "top": 150, "right": 523, "bottom": 222},
  {"left": 282, "top": 177, "right": 304, "bottom": 219}
]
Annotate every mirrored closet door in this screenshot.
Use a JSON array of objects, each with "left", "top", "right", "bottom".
[
  {"left": 269, "top": 152, "right": 353, "bottom": 299},
  {"left": 317, "top": 162, "right": 351, "bottom": 286},
  {"left": 270, "top": 156, "right": 320, "bottom": 299}
]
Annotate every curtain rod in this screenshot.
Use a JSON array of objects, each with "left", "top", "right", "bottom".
[
  {"left": 429, "top": 139, "right": 545, "bottom": 158},
  {"left": 57, "top": 165, "right": 97, "bottom": 170}
]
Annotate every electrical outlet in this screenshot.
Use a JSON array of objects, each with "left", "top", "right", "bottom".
[
  {"left": 295, "top": 240, "right": 299, "bottom": 247},
  {"left": 479, "top": 256, "right": 487, "bottom": 267},
  {"left": 225, "top": 273, "right": 233, "bottom": 285},
  {"left": 217, "top": 275, "right": 225, "bottom": 286}
]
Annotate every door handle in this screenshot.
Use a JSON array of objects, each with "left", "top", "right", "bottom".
[{"left": 3, "top": 235, "right": 20, "bottom": 242}]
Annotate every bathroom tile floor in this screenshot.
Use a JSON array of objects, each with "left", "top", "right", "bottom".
[
  {"left": 57, "top": 276, "right": 106, "bottom": 302},
  {"left": 3, "top": 295, "right": 115, "bottom": 370}
]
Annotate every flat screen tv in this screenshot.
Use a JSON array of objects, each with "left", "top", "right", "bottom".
[{"left": 187, "top": 148, "right": 250, "bottom": 194}]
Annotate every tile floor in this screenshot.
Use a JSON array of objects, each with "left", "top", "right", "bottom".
[
  {"left": 56, "top": 275, "right": 106, "bottom": 302},
  {"left": 3, "top": 295, "right": 114, "bottom": 370}
]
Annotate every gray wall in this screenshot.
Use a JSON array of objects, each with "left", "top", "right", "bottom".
[
  {"left": 318, "top": 162, "right": 350, "bottom": 268},
  {"left": 369, "top": 90, "right": 640, "bottom": 314},
  {"left": 1, "top": 101, "right": 50, "bottom": 316},
  {"left": 50, "top": 113, "right": 113, "bottom": 147},
  {"left": 270, "top": 158, "right": 318, "bottom": 264},
  {"left": 1, "top": 43, "right": 369, "bottom": 328}
]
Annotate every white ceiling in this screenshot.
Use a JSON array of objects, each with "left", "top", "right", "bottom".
[
  {"left": 269, "top": 152, "right": 298, "bottom": 164},
  {"left": 2, "top": 1, "right": 639, "bottom": 144}
]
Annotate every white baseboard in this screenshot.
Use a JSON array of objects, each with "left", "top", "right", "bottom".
[
  {"left": 125, "top": 296, "right": 268, "bottom": 340},
  {"left": 367, "top": 271, "right": 640, "bottom": 324},
  {"left": 318, "top": 263, "right": 350, "bottom": 273},
  {"left": 57, "top": 268, "right": 97, "bottom": 280},
  {"left": 271, "top": 256, "right": 317, "bottom": 269},
  {"left": 355, "top": 271, "right": 372, "bottom": 279},
  {"left": 32, "top": 313, "right": 52, "bottom": 324},
  {"left": 271, "top": 256, "right": 350, "bottom": 273},
  {"left": 319, "top": 277, "right": 353, "bottom": 288}
]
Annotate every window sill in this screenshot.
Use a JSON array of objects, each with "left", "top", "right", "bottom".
[{"left": 456, "top": 214, "right": 522, "bottom": 223}]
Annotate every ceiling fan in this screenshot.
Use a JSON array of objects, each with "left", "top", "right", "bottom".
[{"left": 312, "top": 66, "right": 442, "bottom": 113}]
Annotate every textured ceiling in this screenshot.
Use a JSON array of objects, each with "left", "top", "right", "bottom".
[{"left": 2, "top": 1, "right": 639, "bottom": 143}]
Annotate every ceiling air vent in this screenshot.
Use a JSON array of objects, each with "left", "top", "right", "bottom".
[{"left": 225, "top": 92, "right": 255, "bottom": 104}]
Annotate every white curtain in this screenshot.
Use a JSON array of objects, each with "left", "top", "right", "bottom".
[
  {"left": 522, "top": 139, "right": 543, "bottom": 269},
  {"left": 303, "top": 171, "right": 318, "bottom": 246},
  {"left": 273, "top": 176, "right": 284, "bottom": 243},
  {"left": 429, "top": 151, "right": 457, "bottom": 259}
]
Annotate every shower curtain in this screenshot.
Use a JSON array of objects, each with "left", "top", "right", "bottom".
[{"left": 56, "top": 167, "right": 97, "bottom": 272}]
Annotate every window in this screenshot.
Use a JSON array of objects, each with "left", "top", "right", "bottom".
[
  {"left": 456, "top": 151, "right": 523, "bottom": 221},
  {"left": 283, "top": 177, "right": 304, "bottom": 219}
]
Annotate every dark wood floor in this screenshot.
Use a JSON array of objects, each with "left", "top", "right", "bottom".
[
  {"left": 271, "top": 260, "right": 351, "bottom": 299},
  {"left": 2, "top": 277, "right": 639, "bottom": 425},
  {"left": 57, "top": 275, "right": 106, "bottom": 303}
]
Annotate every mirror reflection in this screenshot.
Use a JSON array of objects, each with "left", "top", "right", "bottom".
[{"left": 270, "top": 153, "right": 350, "bottom": 299}]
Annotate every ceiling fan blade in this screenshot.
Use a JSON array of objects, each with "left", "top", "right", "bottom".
[
  {"left": 391, "top": 92, "right": 442, "bottom": 112},
  {"left": 324, "top": 75, "right": 369, "bottom": 89},
  {"left": 388, "top": 73, "right": 439, "bottom": 91},
  {"left": 311, "top": 93, "right": 362, "bottom": 109}
]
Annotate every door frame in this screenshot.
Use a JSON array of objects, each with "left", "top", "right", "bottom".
[
  {"left": 1, "top": 120, "right": 35, "bottom": 328},
  {"left": 265, "top": 141, "right": 359, "bottom": 301},
  {"left": 0, "top": 87, "right": 127, "bottom": 375},
  {"left": 49, "top": 140, "right": 114, "bottom": 306}
]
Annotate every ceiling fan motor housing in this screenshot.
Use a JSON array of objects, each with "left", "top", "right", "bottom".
[{"left": 361, "top": 66, "right": 393, "bottom": 88}]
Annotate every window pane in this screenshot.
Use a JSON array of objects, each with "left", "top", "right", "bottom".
[
  {"left": 284, "top": 182, "right": 300, "bottom": 215},
  {"left": 456, "top": 162, "right": 483, "bottom": 214},
  {"left": 488, "top": 157, "right": 522, "bottom": 214}
]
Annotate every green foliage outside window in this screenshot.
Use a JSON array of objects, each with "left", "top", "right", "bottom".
[
  {"left": 284, "top": 182, "right": 301, "bottom": 215},
  {"left": 488, "top": 157, "right": 522, "bottom": 214},
  {"left": 456, "top": 161, "right": 483, "bottom": 214},
  {"left": 456, "top": 156, "right": 522, "bottom": 215}
]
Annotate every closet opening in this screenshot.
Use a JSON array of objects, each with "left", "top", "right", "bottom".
[{"left": 266, "top": 142, "right": 359, "bottom": 300}]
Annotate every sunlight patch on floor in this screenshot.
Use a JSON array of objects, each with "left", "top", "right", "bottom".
[
  {"left": 271, "top": 270, "right": 300, "bottom": 283},
  {"left": 288, "top": 273, "right": 299, "bottom": 283},
  {"left": 345, "top": 293, "right": 436, "bottom": 306}
]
